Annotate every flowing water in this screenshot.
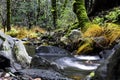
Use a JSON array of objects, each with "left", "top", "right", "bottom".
[{"left": 25, "top": 45, "right": 101, "bottom": 80}]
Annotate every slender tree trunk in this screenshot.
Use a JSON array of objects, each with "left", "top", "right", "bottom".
[
  {"left": 51, "top": 0, "right": 57, "bottom": 28},
  {"left": 37, "top": 0, "right": 41, "bottom": 22},
  {"left": 7, "top": 0, "right": 11, "bottom": 31},
  {"left": 73, "top": 0, "right": 90, "bottom": 29},
  {"left": 63, "top": 0, "right": 68, "bottom": 11},
  {"left": 0, "top": 13, "right": 6, "bottom": 32}
]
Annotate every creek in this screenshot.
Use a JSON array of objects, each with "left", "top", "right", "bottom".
[{"left": 25, "top": 45, "right": 101, "bottom": 80}]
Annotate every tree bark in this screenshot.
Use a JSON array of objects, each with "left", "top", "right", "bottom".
[
  {"left": 7, "top": 0, "right": 11, "bottom": 31},
  {"left": 73, "top": 0, "right": 90, "bottom": 29},
  {"left": 37, "top": 0, "right": 41, "bottom": 22},
  {"left": 51, "top": 0, "right": 57, "bottom": 28},
  {"left": 63, "top": 0, "right": 68, "bottom": 11}
]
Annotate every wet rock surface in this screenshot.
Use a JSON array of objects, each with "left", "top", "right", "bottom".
[
  {"left": 92, "top": 44, "right": 120, "bottom": 80},
  {"left": 31, "top": 45, "right": 101, "bottom": 79},
  {"left": 54, "top": 55, "right": 100, "bottom": 76},
  {"left": 19, "top": 69, "right": 73, "bottom": 80},
  {"left": 31, "top": 46, "right": 71, "bottom": 69},
  {"left": 36, "top": 45, "right": 70, "bottom": 56},
  {"left": 31, "top": 46, "right": 71, "bottom": 68}
]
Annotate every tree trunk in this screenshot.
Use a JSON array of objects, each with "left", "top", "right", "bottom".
[
  {"left": 51, "top": 0, "right": 57, "bottom": 28},
  {"left": 7, "top": 0, "right": 11, "bottom": 31},
  {"left": 37, "top": 0, "right": 41, "bottom": 22},
  {"left": 73, "top": 0, "right": 90, "bottom": 29},
  {"left": 62, "top": 0, "right": 68, "bottom": 11}
]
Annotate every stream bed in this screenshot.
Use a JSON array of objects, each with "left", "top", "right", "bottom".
[{"left": 25, "top": 45, "right": 102, "bottom": 80}]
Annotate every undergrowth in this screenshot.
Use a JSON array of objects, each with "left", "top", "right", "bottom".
[
  {"left": 5, "top": 26, "right": 46, "bottom": 39},
  {"left": 77, "top": 23, "right": 120, "bottom": 54}
]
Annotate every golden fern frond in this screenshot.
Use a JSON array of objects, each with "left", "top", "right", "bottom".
[{"left": 83, "top": 24, "right": 103, "bottom": 37}]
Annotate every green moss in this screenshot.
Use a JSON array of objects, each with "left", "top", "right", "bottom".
[{"left": 73, "top": 0, "right": 90, "bottom": 29}]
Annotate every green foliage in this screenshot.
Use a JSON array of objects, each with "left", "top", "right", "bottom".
[
  {"left": 57, "top": 0, "right": 77, "bottom": 28},
  {"left": 105, "top": 8, "right": 120, "bottom": 22},
  {"left": 105, "top": 11, "right": 117, "bottom": 22},
  {"left": 57, "top": 9, "right": 77, "bottom": 28},
  {"left": 93, "top": 7, "right": 120, "bottom": 25},
  {"left": 92, "top": 17, "right": 104, "bottom": 25},
  {"left": 6, "top": 28, "right": 19, "bottom": 37},
  {"left": 6, "top": 26, "right": 46, "bottom": 39}
]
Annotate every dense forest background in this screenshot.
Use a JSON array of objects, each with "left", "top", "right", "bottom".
[
  {"left": 0, "top": 0, "right": 120, "bottom": 54},
  {"left": 0, "top": 0, "right": 76, "bottom": 31},
  {"left": 1, "top": 0, "right": 120, "bottom": 30},
  {"left": 0, "top": 0, "right": 120, "bottom": 30}
]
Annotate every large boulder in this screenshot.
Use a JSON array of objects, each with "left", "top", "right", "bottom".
[
  {"left": 106, "top": 44, "right": 120, "bottom": 80},
  {"left": 0, "top": 31, "right": 15, "bottom": 70},
  {"left": 93, "top": 44, "right": 120, "bottom": 80},
  {"left": 0, "top": 31, "right": 31, "bottom": 69},
  {"left": 14, "top": 40, "right": 32, "bottom": 68}
]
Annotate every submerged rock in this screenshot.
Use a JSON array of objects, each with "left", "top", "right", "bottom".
[
  {"left": 31, "top": 46, "right": 101, "bottom": 79},
  {"left": 31, "top": 46, "right": 71, "bottom": 69},
  {"left": 35, "top": 45, "right": 70, "bottom": 61}
]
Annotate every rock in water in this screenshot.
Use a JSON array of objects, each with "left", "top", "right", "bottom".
[
  {"left": 31, "top": 46, "right": 70, "bottom": 69},
  {"left": 106, "top": 44, "right": 120, "bottom": 80},
  {"left": 36, "top": 46, "right": 70, "bottom": 55},
  {"left": 93, "top": 44, "right": 120, "bottom": 80},
  {"left": 14, "top": 40, "right": 32, "bottom": 68},
  {"left": 31, "top": 46, "right": 101, "bottom": 79}
]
